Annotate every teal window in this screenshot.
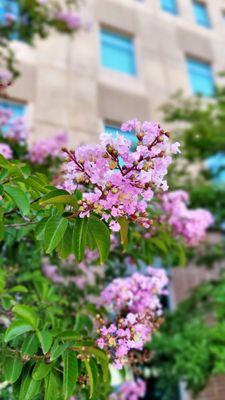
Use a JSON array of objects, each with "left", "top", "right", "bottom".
[
  {"left": 193, "top": 1, "right": 211, "bottom": 28},
  {"left": 160, "top": 0, "right": 178, "bottom": 15},
  {"left": 0, "top": 100, "right": 26, "bottom": 119},
  {"left": 207, "top": 154, "right": 225, "bottom": 184},
  {"left": 187, "top": 58, "right": 214, "bottom": 97},
  {"left": 105, "top": 123, "right": 137, "bottom": 147},
  {"left": 0, "top": 0, "right": 19, "bottom": 24},
  {"left": 100, "top": 29, "right": 136, "bottom": 76}
]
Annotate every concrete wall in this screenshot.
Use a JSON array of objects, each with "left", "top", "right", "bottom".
[{"left": 4, "top": 0, "right": 225, "bottom": 146}]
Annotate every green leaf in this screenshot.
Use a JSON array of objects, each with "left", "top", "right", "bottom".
[
  {"left": 74, "top": 314, "right": 93, "bottom": 333},
  {"left": 37, "top": 330, "right": 53, "bottom": 354},
  {"left": 41, "top": 194, "right": 78, "bottom": 208},
  {"left": 84, "top": 359, "right": 94, "bottom": 398},
  {"left": 32, "top": 362, "right": 52, "bottom": 381},
  {"left": 57, "top": 224, "right": 73, "bottom": 259},
  {"left": 26, "top": 175, "right": 49, "bottom": 194},
  {"left": 73, "top": 217, "right": 88, "bottom": 262},
  {"left": 40, "top": 189, "right": 69, "bottom": 203},
  {"left": 118, "top": 217, "right": 129, "bottom": 248},
  {"left": 45, "top": 215, "right": 68, "bottom": 254},
  {"left": 88, "top": 348, "right": 110, "bottom": 384},
  {"left": 19, "top": 372, "right": 41, "bottom": 400},
  {"left": 0, "top": 154, "right": 11, "bottom": 168},
  {"left": 3, "top": 356, "right": 23, "bottom": 383},
  {"left": 13, "top": 305, "right": 38, "bottom": 328},
  {"left": 88, "top": 216, "right": 110, "bottom": 264},
  {"left": 35, "top": 217, "right": 49, "bottom": 241},
  {"left": 2, "top": 294, "right": 13, "bottom": 310},
  {"left": 0, "top": 206, "right": 4, "bottom": 241},
  {"left": 4, "top": 185, "right": 30, "bottom": 215},
  {"left": 5, "top": 321, "right": 33, "bottom": 342},
  {"left": 44, "top": 371, "right": 59, "bottom": 400},
  {"left": 10, "top": 285, "right": 28, "bottom": 293},
  {"left": 50, "top": 341, "right": 70, "bottom": 362},
  {"left": 150, "top": 237, "right": 168, "bottom": 255},
  {"left": 63, "top": 350, "right": 78, "bottom": 400},
  {"left": 21, "top": 334, "right": 39, "bottom": 356},
  {"left": 58, "top": 330, "right": 80, "bottom": 340}
]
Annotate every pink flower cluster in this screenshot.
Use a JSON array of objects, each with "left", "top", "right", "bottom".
[
  {"left": 0, "top": 69, "right": 12, "bottom": 89},
  {"left": 42, "top": 252, "right": 104, "bottom": 290},
  {"left": 63, "top": 119, "right": 180, "bottom": 231},
  {"left": 160, "top": 190, "right": 213, "bottom": 247},
  {"left": 110, "top": 379, "right": 146, "bottom": 400},
  {"left": 100, "top": 268, "right": 168, "bottom": 314},
  {"left": 29, "top": 132, "right": 68, "bottom": 164},
  {"left": 96, "top": 268, "right": 168, "bottom": 369},
  {"left": 0, "top": 143, "right": 12, "bottom": 159},
  {"left": 55, "top": 11, "right": 81, "bottom": 30}
]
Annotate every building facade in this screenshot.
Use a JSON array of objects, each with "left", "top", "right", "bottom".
[
  {"left": 2, "top": 0, "right": 225, "bottom": 399},
  {"left": 3, "top": 0, "right": 225, "bottom": 144}
]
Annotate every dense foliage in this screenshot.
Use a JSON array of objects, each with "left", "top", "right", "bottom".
[
  {"left": 0, "top": 106, "right": 213, "bottom": 399},
  {"left": 149, "top": 273, "right": 225, "bottom": 398},
  {"left": 146, "top": 88, "right": 225, "bottom": 399}
]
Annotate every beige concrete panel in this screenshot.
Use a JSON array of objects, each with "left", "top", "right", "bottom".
[
  {"left": 35, "top": 34, "right": 70, "bottom": 69},
  {"left": 67, "top": 75, "right": 98, "bottom": 135},
  {"left": 177, "top": 26, "right": 214, "bottom": 61},
  {"left": 35, "top": 66, "right": 69, "bottom": 126},
  {"left": 95, "top": 0, "right": 139, "bottom": 35},
  {"left": 69, "top": 28, "right": 99, "bottom": 77},
  {"left": 7, "top": 63, "right": 37, "bottom": 102},
  {"left": 98, "top": 83, "right": 150, "bottom": 123}
]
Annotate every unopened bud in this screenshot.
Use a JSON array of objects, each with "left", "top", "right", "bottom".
[{"left": 136, "top": 132, "right": 144, "bottom": 141}]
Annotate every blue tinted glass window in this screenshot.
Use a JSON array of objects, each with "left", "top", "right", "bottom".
[
  {"left": 105, "top": 123, "right": 137, "bottom": 146},
  {"left": 187, "top": 58, "right": 214, "bottom": 97},
  {"left": 160, "top": 0, "right": 178, "bottom": 15},
  {"left": 193, "top": 1, "right": 211, "bottom": 28},
  {"left": 0, "top": 0, "right": 19, "bottom": 24},
  {"left": 0, "top": 100, "right": 26, "bottom": 135},
  {"left": 100, "top": 29, "right": 136, "bottom": 76},
  {"left": 207, "top": 153, "right": 225, "bottom": 184},
  {"left": 0, "top": 100, "right": 26, "bottom": 119}
]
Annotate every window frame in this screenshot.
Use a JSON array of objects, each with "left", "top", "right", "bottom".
[
  {"left": 192, "top": 0, "right": 211, "bottom": 28},
  {"left": 100, "top": 27, "right": 137, "bottom": 76},
  {"left": 186, "top": 56, "right": 215, "bottom": 97},
  {"left": 160, "top": 0, "right": 179, "bottom": 16}
]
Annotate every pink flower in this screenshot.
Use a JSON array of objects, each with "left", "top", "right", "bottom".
[
  {"left": 109, "top": 221, "right": 121, "bottom": 232},
  {"left": 29, "top": 132, "right": 68, "bottom": 164},
  {"left": 110, "top": 379, "right": 146, "bottom": 400},
  {"left": 0, "top": 143, "right": 13, "bottom": 159},
  {"left": 0, "top": 69, "right": 12, "bottom": 89},
  {"left": 96, "top": 268, "right": 167, "bottom": 368},
  {"left": 160, "top": 190, "right": 213, "bottom": 247},
  {"left": 62, "top": 119, "right": 180, "bottom": 231},
  {"left": 55, "top": 11, "right": 81, "bottom": 30}
]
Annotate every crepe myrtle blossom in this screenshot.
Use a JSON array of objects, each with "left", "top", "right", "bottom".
[
  {"left": 5, "top": 13, "right": 17, "bottom": 25},
  {"left": 96, "top": 311, "right": 163, "bottom": 370},
  {"left": 62, "top": 119, "right": 180, "bottom": 231},
  {"left": 109, "top": 379, "right": 146, "bottom": 400},
  {"left": 0, "top": 143, "right": 13, "bottom": 159},
  {"left": 42, "top": 254, "right": 104, "bottom": 290},
  {"left": 100, "top": 268, "right": 168, "bottom": 314},
  {"left": 160, "top": 190, "right": 214, "bottom": 247},
  {"left": 96, "top": 268, "right": 167, "bottom": 368},
  {"left": 29, "top": 132, "right": 68, "bottom": 164},
  {"left": 55, "top": 11, "right": 82, "bottom": 30},
  {"left": 0, "top": 69, "right": 12, "bottom": 89}
]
